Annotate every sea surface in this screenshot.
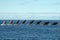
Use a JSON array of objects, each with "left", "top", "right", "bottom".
[{"left": 0, "top": 20, "right": 60, "bottom": 40}]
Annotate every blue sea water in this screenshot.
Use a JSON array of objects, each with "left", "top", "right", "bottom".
[{"left": 0, "top": 20, "right": 60, "bottom": 40}]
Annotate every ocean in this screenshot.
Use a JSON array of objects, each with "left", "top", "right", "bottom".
[{"left": 0, "top": 20, "right": 60, "bottom": 40}]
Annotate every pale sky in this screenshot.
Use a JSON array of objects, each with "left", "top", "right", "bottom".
[
  {"left": 0, "top": 0, "right": 60, "bottom": 12},
  {"left": 0, "top": 0, "right": 60, "bottom": 20}
]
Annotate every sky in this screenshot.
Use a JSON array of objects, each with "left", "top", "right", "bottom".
[
  {"left": 0, "top": 0, "right": 60, "bottom": 20},
  {"left": 0, "top": 0, "right": 60, "bottom": 12}
]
